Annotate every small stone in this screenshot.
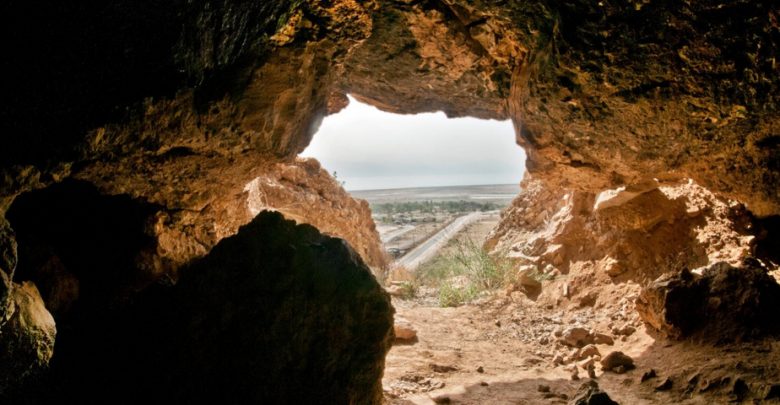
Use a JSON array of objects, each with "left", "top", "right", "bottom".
[
  {"left": 480, "top": 381, "right": 489, "bottom": 387},
  {"left": 593, "top": 333, "right": 614, "bottom": 345},
  {"left": 495, "top": 320, "right": 502, "bottom": 327},
  {"left": 393, "top": 320, "right": 418, "bottom": 343},
  {"left": 655, "top": 378, "right": 673, "bottom": 391},
  {"left": 600, "top": 351, "right": 635, "bottom": 373},
  {"left": 476, "top": 366, "right": 484, "bottom": 373},
  {"left": 578, "top": 344, "right": 600, "bottom": 360},
  {"left": 640, "top": 369, "right": 657, "bottom": 382},
  {"left": 553, "top": 354, "right": 565, "bottom": 365},
  {"left": 571, "top": 367, "right": 580, "bottom": 381},
  {"left": 560, "top": 327, "right": 594, "bottom": 348},
  {"left": 539, "top": 335, "right": 549, "bottom": 345},
  {"left": 538, "top": 384, "right": 550, "bottom": 393}
]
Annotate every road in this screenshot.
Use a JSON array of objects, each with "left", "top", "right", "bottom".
[
  {"left": 393, "top": 212, "right": 484, "bottom": 271},
  {"left": 379, "top": 224, "right": 416, "bottom": 243}
]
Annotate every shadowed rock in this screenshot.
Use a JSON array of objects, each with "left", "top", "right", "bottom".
[
  {"left": 636, "top": 261, "right": 780, "bottom": 341},
  {"left": 3, "top": 211, "right": 393, "bottom": 404}
]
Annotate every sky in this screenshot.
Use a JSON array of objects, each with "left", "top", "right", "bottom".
[{"left": 300, "top": 96, "right": 526, "bottom": 191}]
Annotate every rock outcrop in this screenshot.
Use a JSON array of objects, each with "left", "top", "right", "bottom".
[
  {"left": 636, "top": 261, "right": 780, "bottom": 341},
  {"left": 246, "top": 157, "right": 388, "bottom": 274},
  {"left": 487, "top": 178, "right": 763, "bottom": 284},
  {"left": 3, "top": 211, "right": 393, "bottom": 404}
]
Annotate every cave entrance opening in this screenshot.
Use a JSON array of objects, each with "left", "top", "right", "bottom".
[{"left": 297, "top": 94, "right": 525, "bottom": 280}]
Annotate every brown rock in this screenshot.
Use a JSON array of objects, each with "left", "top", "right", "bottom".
[
  {"left": 394, "top": 319, "right": 418, "bottom": 344},
  {"left": 247, "top": 158, "right": 388, "bottom": 275},
  {"left": 600, "top": 351, "right": 635, "bottom": 373},
  {"left": 636, "top": 263, "right": 780, "bottom": 341},
  {"left": 593, "top": 333, "right": 614, "bottom": 345},
  {"left": 577, "top": 344, "right": 600, "bottom": 360},
  {"left": 560, "top": 327, "right": 594, "bottom": 348},
  {"left": 0, "top": 281, "right": 56, "bottom": 392},
  {"left": 570, "top": 381, "right": 619, "bottom": 405}
]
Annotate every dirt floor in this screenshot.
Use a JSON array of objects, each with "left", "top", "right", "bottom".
[{"left": 383, "top": 219, "right": 780, "bottom": 404}]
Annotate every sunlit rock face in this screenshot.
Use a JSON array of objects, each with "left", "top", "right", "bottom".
[
  {"left": 246, "top": 157, "right": 388, "bottom": 274},
  {"left": 1, "top": 0, "right": 779, "bottom": 401}
]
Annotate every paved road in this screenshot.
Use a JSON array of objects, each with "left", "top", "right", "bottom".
[
  {"left": 380, "top": 225, "right": 416, "bottom": 243},
  {"left": 394, "top": 212, "right": 483, "bottom": 271}
]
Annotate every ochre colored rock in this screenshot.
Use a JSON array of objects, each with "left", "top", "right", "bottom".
[
  {"left": 0, "top": 281, "right": 56, "bottom": 394},
  {"left": 246, "top": 157, "right": 388, "bottom": 274}
]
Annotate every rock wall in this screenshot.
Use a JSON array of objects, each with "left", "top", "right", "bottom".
[
  {"left": 2, "top": 211, "right": 393, "bottom": 404},
  {"left": 246, "top": 157, "right": 388, "bottom": 274}
]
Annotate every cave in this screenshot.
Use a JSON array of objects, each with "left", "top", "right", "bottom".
[{"left": 1, "top": 0, "right": 779, "bottom": 404}]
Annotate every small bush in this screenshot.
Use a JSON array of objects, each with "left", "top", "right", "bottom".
[
  {"left": 416, "top": 237, "right": 513, "bottom": 307},
  {"left": 438, "top": 281, "right": 477, "bottom": 307},
  {"left": 396, "top": 281, "right": 418, "bottom": 299}
]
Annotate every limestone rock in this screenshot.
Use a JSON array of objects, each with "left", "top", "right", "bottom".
[
  {"left": 246, "top": 158, "right": 388, "bottom": 274},
  {"left": 593, "top": 333, "right": 614, "bottom": 345},
  {"left": 394, "top": 318, "right": 418, "bottom": 344},
  {"left": 577, "top": 344, "right": 600, "bottom": 360},
  {"left": 560, "top": 327, "right": 594, "bottom": 348},
  {"left": 636, "top": 262, "right": 780, "bottom": 341},
  {"left": 600, "top": 351, "right": 635, "bottom": 373},
  {"left": 0, "top": 281, "right": 56, "bottom": 394}
]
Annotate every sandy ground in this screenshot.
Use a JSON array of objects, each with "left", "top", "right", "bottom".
[{"left": 383, "top": 217, "right": 780, "bottom": 404}]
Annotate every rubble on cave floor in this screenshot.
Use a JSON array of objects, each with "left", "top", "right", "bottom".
[{"left": 383, "top": 271, "right": 780, "bottom": 404}]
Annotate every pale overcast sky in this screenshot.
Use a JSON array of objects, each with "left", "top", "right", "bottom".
[{"left": 300, "top": 96, "right": 526, "bottom": 191}]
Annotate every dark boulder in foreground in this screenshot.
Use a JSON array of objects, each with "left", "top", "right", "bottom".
[
  {"left": 636, "top": 261, "right": 780, "bottom": 342},
  {"left": 5, "top": 211, "right": 394, "bottom": 404}
]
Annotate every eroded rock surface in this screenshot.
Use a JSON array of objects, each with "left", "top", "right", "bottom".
[
  {"left": 4, "top": 211, "right": 393, "bottom": 404},
  {"left": 488, "top": 178, "right": 763, "bottom": 286},
  {"left": 636, "top": 261, "right": 780, "bottom": 341},
  {"left": 246, "top": 157, "right": 388, "bottom": 273}
]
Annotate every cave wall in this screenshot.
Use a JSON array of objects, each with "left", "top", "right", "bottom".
[{"left": 1, "top": 0, "right": 779, "bottom": 400}]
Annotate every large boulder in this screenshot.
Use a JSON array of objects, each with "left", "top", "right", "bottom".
[
  {"left": 4, "top": 211, "right": 394, "bottom": 404},
  {"left": 0, "top": 282, "right": 56, "bottom": 395},
  {"left": 636, "top": 261, "right": 780, "bottom": 341}
]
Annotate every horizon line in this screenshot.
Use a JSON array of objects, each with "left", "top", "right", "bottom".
[{"left": 346, "top": 183, "right": 519, "bottom": 193}]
